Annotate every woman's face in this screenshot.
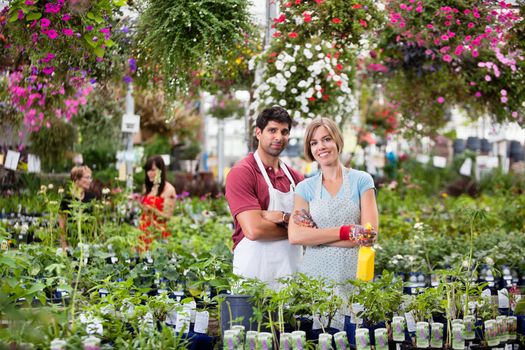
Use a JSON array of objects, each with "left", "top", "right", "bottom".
[
  {"left": 75, "top": 170, "right": 92, "bottom": 191},
  {"left": 147, "top": 163, "right": 159, "bottom": 183},
  {"left": 309, "top": 126, "right": 339, "bottom": 166}
]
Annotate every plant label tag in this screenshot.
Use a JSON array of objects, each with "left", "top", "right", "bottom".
[
  {"left": 459, "top": 158, "right": 472, "bottom": 176},
  {"left": 312, "top": 317, "right": 322, "bottom": 330},
  {"left": 505, "top": 344, "right": 512, "bottom": 350},
  {"left": 166, "top": 309, "right": 177, "bottom": 326},
  {"left": 498, "top": 289, "right": 509, "bottom": 308},
  {"left": 175, "top": 309, "right": 191, "bottom": 334},
  {"left": 416, "top": 154, "right": 429, "bottom": 164},
  {"left": 27, "top": 154, "right": 41, "bottom": 173},
  {"left": 187, "top": 301, "right": 197, "bottom": 323},
  {"left": 118, "top": 163, "right": 126, "bottom": 181},
  {"left": 193, "top": 311, "right": 209, "bottom": 334},
  {"left": 405, "top": 312, "right": 417, "bottom": 332},
  {"left": 350, "top": 303, "right": 364, "bottom": 325},
  {"left": 4, "top": 150, "right": 20, "bottom": 171},
  {"left": 481, "top": 289, "right": 491, "bottom": 299},
  {"left": 433, "top": 156, "right": 447, "bottom": 168}
]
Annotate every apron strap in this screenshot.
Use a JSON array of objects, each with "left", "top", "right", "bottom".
[{"left": 254, "top": 151, "right": 296, "bottom": 191}]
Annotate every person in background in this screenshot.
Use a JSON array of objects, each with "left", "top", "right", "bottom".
[
  {"left": 59, "top": 165, "right": 95, "bottom": 249},
  {"left": 139, "top": 155, "right": 176, "bottom": 250},
  {"left": 288, "top": 118, "right": 378, "bottom": 294},
  {"left": 225, "top": 106, "right": 304, "bottom": 290}
]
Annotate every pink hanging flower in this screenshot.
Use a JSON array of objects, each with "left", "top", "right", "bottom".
[
  {"left": 46, "top": 29, "right": 58, "bottom": 39},
  {"left": 443, "top": 54, "right": 452, "bottom": 62},
  {"left": 40, "top": 18, "right": 51, "bottom": 28},
  {"left": 437, "top": 96, "right": 445, "bottom": 103}
]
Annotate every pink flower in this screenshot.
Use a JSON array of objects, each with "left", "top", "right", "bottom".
[
  {"left": 443, "top": 54, "right": 452, "bottom": 62},
  {"left": 464, "top": 9, "right": 471, "bottom": 15},
  {"left": 288, "top": 32, "right": 298, "bottom": 38},
  {"left": 465, "top": 35, "right": 472, "bottom": 41},
  {"left": 40, "top": 18, "right": 50, "bottom": 28},
  {"left": 501, "top": 89, "right": 507, "bottom": 96},
  {"left": 467, "top": 22, "right": 475, "bottom": 29},
  {"left": 512, "top": 112, "right": 518, "bottom": 118},
  {"left": 470, "top": 81, "right": 476, "bottom": 86},
  {"left": 18, "top": 10, "right": 24, "bottom": 20},
  {"left": 42, "top": 66, "right": 54, "bottom": 75},
  {"left": 62, "top": 14, "right": 71, "bottom": 21},
  {"left": 437, "top": 96, "right": 445, "bottom": 103},
  {"left": 86, "top": 25, "right": 94, "bottom": 31},
  {"left": 485, "top": 75, "right": 491, "bottom": 81},
  {"left": 427, "top": 24, "right": 433, "bottom": 29},
  {"left": 472, "top": 50, "right": 478, "bottom": 57},
  {"left": 46, "top": 29, "right": 58, "bottom": 39},
  {"left": 62, "top": 28, "right": 74, "bottom": 36},
  {"left": 501, "top": 97, "right": 508, "bottom": 103},
  {"left": 475, "top": 91, "right": 482, "bottom": 97},
  {"left": 44, "top": 3, "right": 61, "bottom": 13},
  {"left": 454, "top": 45, "right": 464, "bottom": 55},
  {"left": 441, "top": 34, "right": 449, "bottom": 41},
  {"left": 25, "top": 0, "right": 35, "bottom": 4}
]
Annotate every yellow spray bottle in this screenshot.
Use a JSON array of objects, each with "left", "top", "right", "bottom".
[{"left": 356, "top": 223, "right": 375, "bottom": 281}]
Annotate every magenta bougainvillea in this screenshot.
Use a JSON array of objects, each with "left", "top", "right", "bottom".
[
  {"left": 366, "top": 0, "right": 525, "bottom": 133},
  {"left": 0, "top": 0, "right": 125, "bottom": 140}
]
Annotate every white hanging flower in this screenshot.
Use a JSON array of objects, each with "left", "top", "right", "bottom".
[
  {"left": 102, "top": 188, "right": 110, "bottom": 195},
  {"left": 303, "top": 49, "right": 313, "bottom": 59},
  {"left": 284, "top": 71, "right": 291, "bottom": 78},
  {"left": 290, "top": 65, "right": 297, "bottom": 73},
  {"left": 305, "top": 43, "right": 312, "bottom": 49},
  {"left": 291, "top": 88, "right": 298, "bottom": 94},
  {"left": 298, "top": 80, "right": 308, "bottom": 88},
  {"left": 275, "top": 60, "right": 284, "bottom": 71},
  {"left": 279, "top": 99, "right": 287, "bottom": 106}
]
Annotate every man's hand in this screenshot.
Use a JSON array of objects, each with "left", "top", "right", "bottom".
[
  {"left": 261, "top": 210, "right": 288, "bottom": 224},
  {"left": 293, "top": 209, "right": 317, "bottom": 228}
]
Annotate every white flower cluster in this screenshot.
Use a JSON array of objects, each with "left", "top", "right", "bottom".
[{"left": 251, "top": 40, "right": 356, "bottom": 120}]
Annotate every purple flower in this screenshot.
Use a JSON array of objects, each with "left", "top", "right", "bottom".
[
  {"left": 128, "top": 58, "right": 136, "bottom": 72},
  {"left": 92, "top": 36, "right": 98, "bottom": 42},
  {"left": 121, "top": 26, "right": 129, "bottom": 34},
  {"left": 86, "top": 25, "right": 94, "bottom": 31},
  {"left": 123, "top": 75, "right": 132, "bottom": 84},
  {"left": 62, "top": 28, "right": 74, "bottom": 36},
  {"left": 42, "top": 53, "right": 55, "bottom": 63},
  {"left": 40, "top": 18, "right": 50, "bottom": 28},
  {"left": 25, "top": 0, "right": 35, "bottom": 4},
  {"left": 18, "top": 10, "right": 24, "bottom": 20}
]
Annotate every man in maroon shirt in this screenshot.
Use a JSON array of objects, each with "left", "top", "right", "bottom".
[{"left": 225, "top": 106, "right": 304, "bottom": 289}]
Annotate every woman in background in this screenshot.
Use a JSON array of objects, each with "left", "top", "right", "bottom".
[
  {"left": 59, "top": 165, "right": 95, "bottom": 249},
  {"left": 139, "top": 156, "right": 176, "bottom": 250}
]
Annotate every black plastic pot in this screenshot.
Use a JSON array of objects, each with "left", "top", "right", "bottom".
[
  {"left": 480, "top": 139, "right": 492, "bottom": 154},
  {"left": 466, "top": 137, "right": 481, "bottom": 152},
  {"left": 508, "top": 140, "right": 524, "bottom": 161},
  {"left": 219, "top": 294, "right": 256, "bottom": 337},
  {"left": 453, "top": 139, "right": 466, "bottom": 155},
  {"left": 518, "top": 315, "right": 525, "bottom": 337}
]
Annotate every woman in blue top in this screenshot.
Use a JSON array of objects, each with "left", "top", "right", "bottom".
[{"left": 288, "top": 118, "right": 378, "bottom": 291}]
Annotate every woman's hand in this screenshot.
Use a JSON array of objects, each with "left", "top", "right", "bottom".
[{"left": 293, "top": 209, "right": 317, "bottom": 228}]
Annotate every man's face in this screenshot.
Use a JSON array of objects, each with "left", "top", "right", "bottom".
[{"left": 255, "top": 120, "right": 290, "bottom": 157}]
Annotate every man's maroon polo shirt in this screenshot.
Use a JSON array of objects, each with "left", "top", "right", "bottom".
[{"left": 225, "top": 152, "right": 304, "bottom": 249}]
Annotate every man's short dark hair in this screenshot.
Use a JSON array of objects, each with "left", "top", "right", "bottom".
[{"left": 255, "top": 106, "right": 292, "bottom": 131}]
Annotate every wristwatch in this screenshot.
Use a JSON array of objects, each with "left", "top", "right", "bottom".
[{"left": 280, "top": 211, "right": 290, "bottom": 225}]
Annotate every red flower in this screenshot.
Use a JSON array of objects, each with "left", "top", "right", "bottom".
[
  {"left": 332, "top": 18, "right": 342, "bottom": 24},
  {"left": 295, "top": 0, "right": 301, "bottom": 4},
  {"left": 308, "top": 96, "right": 316, "bottom": 102},
  {"left": 335, "top": 63, "right": 343, "bottom": 71},
  {"left": 352, "top": 4, "right": 362, "bottom": 9},
  {"left": 314, "top": 0, "right": 324, "bottom": 4},
  {"left": 284, "top": 1, "right": 292, "bottom": 7},
  {"left": 303, "top": 12, "right": 312, "bottom": 23},
  {"left": 272, "top": 31, "right": 281, "bottom": 38},
  {"left": 274, "top": 14, "right": 286, "bottom": 23},
  {"left": 359, "top": 19, "right": 368, "bottom": 27},
  {"left": 322, "top": 94, "right": 329, "bottom": 101},
  {"left": 288, "top": 32, "right": 298, "bottom": 38}
]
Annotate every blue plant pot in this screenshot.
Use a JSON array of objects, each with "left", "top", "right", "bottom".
[
  {"left": 517, "top": 315, "right": 525, "bottom": 337},
  {"left": 343, "top": 316, "right": 387, "bottom": 346}
]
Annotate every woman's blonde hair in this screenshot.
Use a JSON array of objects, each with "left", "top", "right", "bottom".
[
  {"left": 303, "top": 118, "right": 344, "bottom": 162},
  {"left": 70, "top": 165, "right": 91, "bottom": 182}
]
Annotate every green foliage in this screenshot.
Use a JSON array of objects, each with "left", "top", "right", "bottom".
[
  {"left": 29, "top": 120, "right": 77, "bottom": 172},
  {"left": 143, "top": 134, "right": 171, "bottom": 158},
  {"left": 136, "top": 0, "right": 252, "bottom": 94}
]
